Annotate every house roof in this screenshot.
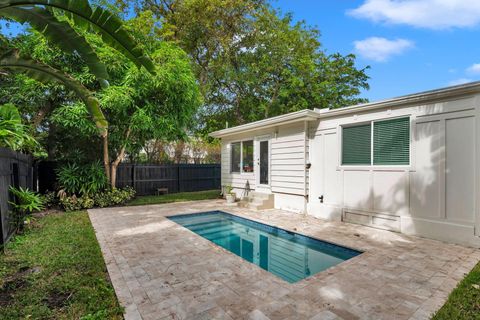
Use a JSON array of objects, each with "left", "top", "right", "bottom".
[
  {"left": 209, "top": 81, "right": 480, "bottom": 138},
  {"left": 209, "top": 109, "right": 320, "bottom": 138}
]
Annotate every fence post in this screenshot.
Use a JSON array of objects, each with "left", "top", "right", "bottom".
[
  {"left": 132, "top": 164, "right": 136, "bottom": 189},
  {"left": 177, "top": 164, "right": 181, "bottom": 193}
]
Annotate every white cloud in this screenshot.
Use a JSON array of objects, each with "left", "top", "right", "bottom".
[
  {"left": 348, "top": 0, "right": 480, "bottom": 29},
  {"left": 353, "top": 37, "right": 414, "bottom": 62},
  {"left": 466, "top": 63, "right": 480, "bottom": 74},
  {"left": 448, "top": 78, "right": 473, "bottom": 86}
]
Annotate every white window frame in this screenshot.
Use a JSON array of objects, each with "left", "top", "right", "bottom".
[
  {"left": 339, "top": 115, "right": 413, "bottom": 170},
  {"left": 230, "top": 139, "right": 254, "bottom": 174}
]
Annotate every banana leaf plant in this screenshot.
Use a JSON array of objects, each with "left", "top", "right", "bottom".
[
  {"left": 1, "top": 6, "right": 110, "bottom": 87},
  {"left": 0, "top": 0, "right": 156, "bottom": 185},
  {"left": 0, "top": 0, "right": 155, "bottom": 76},
  {"left": 0, "top": 50, "right": 108, "bottom": 137}
]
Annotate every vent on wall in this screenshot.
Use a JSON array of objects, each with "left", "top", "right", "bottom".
[{"left": 343, "top": 210, "right": 401, "bottom": 232}]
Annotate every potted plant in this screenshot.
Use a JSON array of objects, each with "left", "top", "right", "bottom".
[{"left": 224, "top": 185, "right": 236, "bottom": 203}]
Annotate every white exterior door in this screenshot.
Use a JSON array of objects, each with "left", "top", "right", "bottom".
[{"left": 255, "top": 136, "right": 271, "bottom": 193}]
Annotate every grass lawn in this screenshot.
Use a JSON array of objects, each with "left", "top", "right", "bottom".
[
  {"left": 432, "top": 261, "right": 480, "bottom": 319},
  {"left": 127, "top": 189, "right": 221, "bottom": 206},
  {"left": 0, "top": 211, "right": 123, "bottom": 320}
]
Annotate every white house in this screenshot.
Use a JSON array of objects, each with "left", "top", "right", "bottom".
[{"left": 210, "top": 82, "right": 480, "bottom": 247}]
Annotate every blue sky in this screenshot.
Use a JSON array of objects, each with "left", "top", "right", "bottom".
[
  {"left": 3, "top": 1, "right": 480, "bottom": 102},
  {"left": 275, "top": 0, "right": 480, "bottom": 101}
]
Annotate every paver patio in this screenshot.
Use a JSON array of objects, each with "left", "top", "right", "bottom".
[{"left": 88, "top": 200, "right": 480, "bottom": 320}]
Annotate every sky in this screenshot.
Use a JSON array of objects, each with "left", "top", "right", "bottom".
[
  {"left": 274, "top": 0, "right": 480, "bottom": 101},
  {"left": 3, "top": 1, "right": 480, "bottom": 102}
]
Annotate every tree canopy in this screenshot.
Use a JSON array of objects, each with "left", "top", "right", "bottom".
[
  {"left": 1, "top": 0, "right": 370, "bottom": 168},
  {"left": 115, "top": 0, "right": 370, "bottom": 136},
  {"left": 1, "top": 10, "right": 202, "bottom": 167}
]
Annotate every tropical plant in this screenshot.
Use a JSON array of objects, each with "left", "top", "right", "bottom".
[
  {"left": 9, "top": 186, "right": 44, "bottom": 213},
  {"left": 0, "top": 51, "right": 109, "bottom": 136},
  {"left": 0, "top": 103, "right": 45, "bottom": 156},
  {"left": 50, "top": 33, "right": 202, "bottom": 188},
  {"left": 56, "top": 161, "right": 109, "bottom": 195},
  {"left": 0, "top": 0, "right": 155, "bottom": 76},
  {"left": 8, "top": 186, "right": 44, "bottom": 230},
  {"left": 0, "top": 0, "right": 156, "bottom": 184}
]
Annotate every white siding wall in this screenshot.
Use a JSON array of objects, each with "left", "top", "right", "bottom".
[
  {"left": 220, "top": 123, "right": 309, "bottom": 211},
  {"left": 271, "top": 123, "right": 308, "bottom": 196},
  {"left": 307, "top": 95, "right": 480, "bottom": 247}
]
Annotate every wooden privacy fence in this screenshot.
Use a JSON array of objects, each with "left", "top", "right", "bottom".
[
  {"left": 116, "top": 164, "right": 221, "bottom": 196},
  {"left": 0, "top": 148, "right": 33, "bottom": 246}
]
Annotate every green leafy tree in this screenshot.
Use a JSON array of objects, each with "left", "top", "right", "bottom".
[
  {"left": 52, "top": 39, "right": 202, "bottom": 186},
  {"left": 23, "top": 12, "right": 202, "bottom": 186},
  {"left": 115, "top": 0, "right": 370, "bottom": 135},
  {"left": 0, "top": 0, "right": 159, "bottom": 186}
]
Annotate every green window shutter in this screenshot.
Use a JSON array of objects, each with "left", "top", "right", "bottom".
[
  {"left": 342, "top": 124, "right": 372, "bottom": 165},
  {"left": 373, "top": 117, "right": 410, "bottom": 165}
]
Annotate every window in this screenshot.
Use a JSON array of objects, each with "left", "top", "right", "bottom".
[
  {"left": 373, "top": 117, "right": 410, "bottom": 165},
  {"left": 342, "top": 123, "right": 371, "bottom": 165},
  {"left": 230, "top": 140, "right": 254, "bottom": 173},
  {"left": 231, "top": 142, "right": 241, "bottom": 172},
  {"left": 242, "top": 140, "right": 254, "bottom": 172},
  {"left": 342, "top": 117, "right": 410, "bottom": 166}
]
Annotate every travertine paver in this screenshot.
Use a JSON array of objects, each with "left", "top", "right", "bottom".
[{"left": 88, "top": 200, "right": 480, "bottom": 320}]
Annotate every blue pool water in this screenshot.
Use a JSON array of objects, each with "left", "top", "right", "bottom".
[{"left": 168, "top": 211, "right": 361, "bottom": 283}]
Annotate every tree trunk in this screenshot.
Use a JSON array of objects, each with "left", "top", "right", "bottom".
[
  {"left": 103, "top": 133, "right": 111, "bottom": 183},
  {"left": 109, "top": 128, "right": 131, "bottom": 189},
  {"left": 110, "top": 162, "right": 118, "bottom": 189}
]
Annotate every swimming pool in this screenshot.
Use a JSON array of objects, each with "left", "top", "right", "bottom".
[{"left": 168, "top": 211, "right": 361, "bottom": 283}]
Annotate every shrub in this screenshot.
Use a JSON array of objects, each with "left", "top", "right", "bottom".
[
  {"left": 59, "top": 187, "right": 136, "bottom": 211},
  {"left": 9, "top": 187, "right": 44, "bottom": 213},
  {"left": 8, "top": 187, "right": 44, "bottom": 230},
  {"left": 56, "top": 161, "right": 108, "bottom": 196},
  {"left": 93, "top": 187, "right": 136, "bottom": 208},
  {"left": 60, "top": 194, "right": 95, "bottom": 212},
  {"left": 41, "top": 191, "right": 58, "bottom": 209}
]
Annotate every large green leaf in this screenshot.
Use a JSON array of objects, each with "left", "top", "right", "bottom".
[
  {"left": 0, "top": 103, "right": 21, "bottom": 121},
  {"left": 0, "top": 51, "right": 108, "bottom": 136},
  {"left": 0, "top": 6, "right": 110, "bottom": 87},
  {"left": 0, "top": 0, "right": 155, "bottom": 74}
]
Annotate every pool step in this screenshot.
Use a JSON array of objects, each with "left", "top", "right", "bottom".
[{"left": 238, "top": 192, "right": 274, "bottom": 210}]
